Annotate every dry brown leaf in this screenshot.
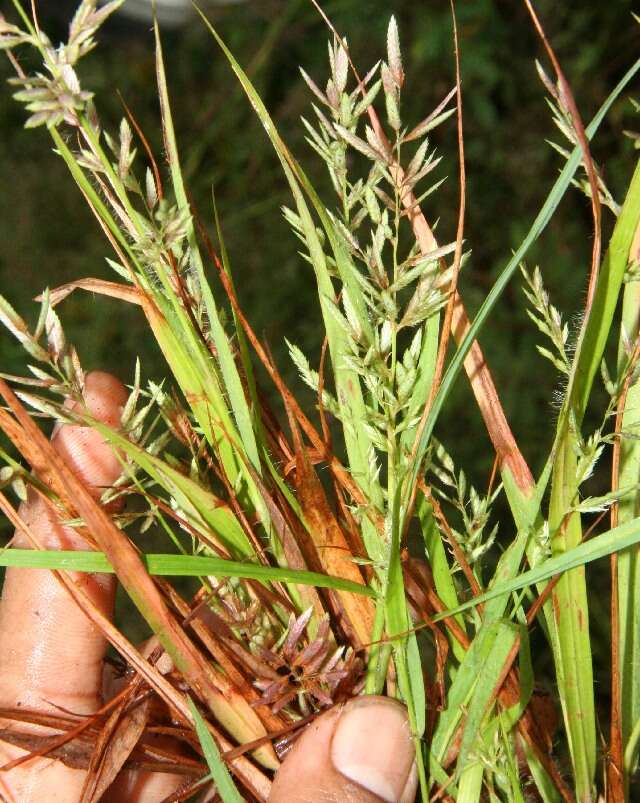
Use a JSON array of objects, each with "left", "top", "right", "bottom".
[
  {"left": 80, "top": 696, "right": 150, "bottom": 803},
  {"left": 0, "top": 384, "right": 276, "bottom": 792},
  {"left": 288, "top": 414, "right": 374, "bottom": 649},
  {"left": 37, "top": 279, "right": 142, "bottom": 308}
]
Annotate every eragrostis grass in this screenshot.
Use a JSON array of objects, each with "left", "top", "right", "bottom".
[{"left": 1, "top": 1, "right": 640, "bottom": 800}]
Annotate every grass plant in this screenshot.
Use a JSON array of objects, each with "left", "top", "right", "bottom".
[{"left": 1, "top": 1, "right": 640, "bottom": 801}]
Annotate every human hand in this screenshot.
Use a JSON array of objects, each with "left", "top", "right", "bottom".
[{"left": 0, "top": 372, "right": 417, "bottom": 802}]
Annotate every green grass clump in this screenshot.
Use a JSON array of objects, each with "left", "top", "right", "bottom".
[{"left": 1, "top": 2, "right": 640, "bottom": 801}]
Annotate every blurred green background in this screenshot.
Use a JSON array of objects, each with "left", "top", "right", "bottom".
[
  {"left": 1, "top": 0, "right": 638, "bottom": 487},
  {"left": 0, "top": 0, "right": 639, "bottom": 728}
]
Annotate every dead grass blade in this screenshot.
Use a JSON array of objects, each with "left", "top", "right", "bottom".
[
  {"left": 214, "top": 255, "right": 384, "bottom": 532},
  {"left": 39, "top": 279, "right": 142, "bottom": 308},
  {"left": 0, "top": 486, "right": 272, "bottom": 799},
  {"left": 80, "top": 694, "right": 151, "bottom": 802},
  {"left": 286, "top": 412, "right": 375, "bottom": 648},
  {"left": 0, "top": 379, "right": 277, "bottom": 773},
  {"left": 522, "top": 0, "right": 602, "bottom": 312}
]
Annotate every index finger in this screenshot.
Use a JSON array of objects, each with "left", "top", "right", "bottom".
[{"left": 0, "top": 372, "right": 127, "bottom": 802}]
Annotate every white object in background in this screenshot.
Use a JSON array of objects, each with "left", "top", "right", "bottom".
[{"left": 104, "top": 0, "right": 247, "bottom": 29}]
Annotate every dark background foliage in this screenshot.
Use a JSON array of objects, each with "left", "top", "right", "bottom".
[{"left": 0, "top": 1, "right": 638, "bottom": 656}]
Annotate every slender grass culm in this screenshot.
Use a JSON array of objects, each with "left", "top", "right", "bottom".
[{"left": 1, "top": 1, "right": 640, "bottom": 801}]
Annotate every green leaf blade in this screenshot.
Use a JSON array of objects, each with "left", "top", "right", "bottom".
[{"left": 187, "top": 696, "right": 243, "bottom": 803}]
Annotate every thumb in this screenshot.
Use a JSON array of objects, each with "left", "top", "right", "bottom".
[{"left": 269, "top": 696, "right": 418, "bottom": 803}]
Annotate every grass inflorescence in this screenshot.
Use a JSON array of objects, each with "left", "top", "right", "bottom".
[{"left": 1, "top": 1, "right": 640, "bottom": 801}]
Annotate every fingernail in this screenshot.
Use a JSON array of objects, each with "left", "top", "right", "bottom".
[{"left": 331, "top": 697, "right": 415, "bottom": 802}]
